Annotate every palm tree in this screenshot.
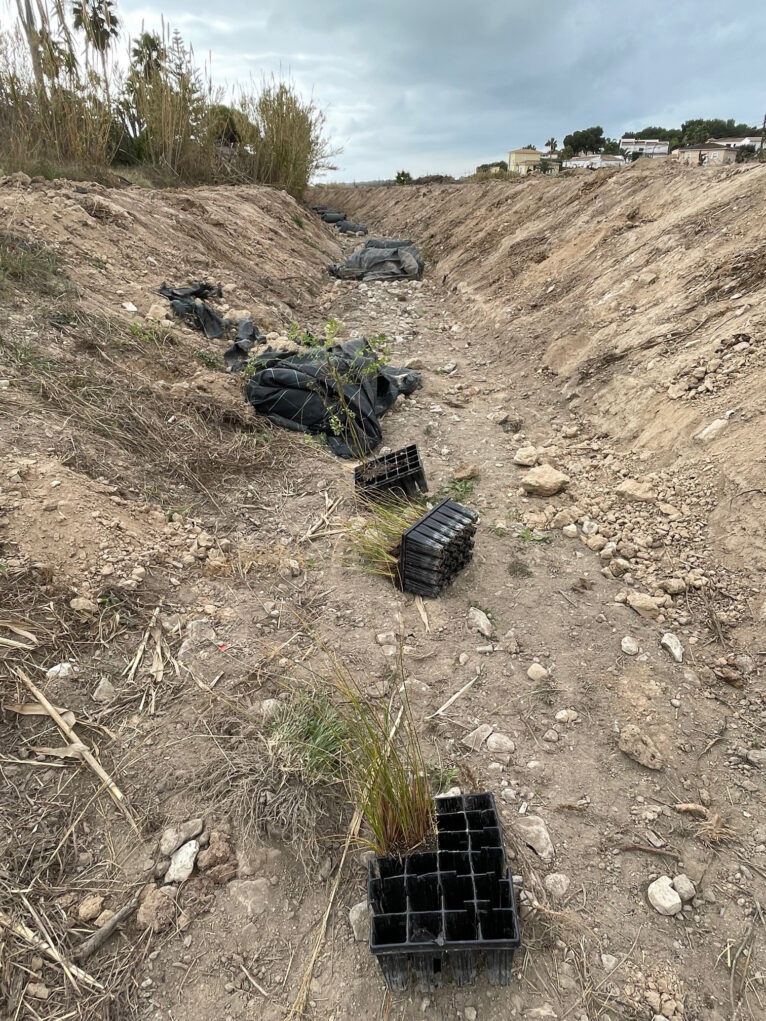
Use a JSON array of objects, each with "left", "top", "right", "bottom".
[
  {"left": 131, "top": 31, "right": 165, "bottom": 81},
  {"left": 545, "top": 137, "right": 557, "bottom": 153},
  {"left": 72, "top": 0, "right": 120, "bottom": 102}
]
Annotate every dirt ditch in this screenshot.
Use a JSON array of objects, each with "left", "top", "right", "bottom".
[{"left": 1, "top": 167, "right": 765, "bottom": 1021}]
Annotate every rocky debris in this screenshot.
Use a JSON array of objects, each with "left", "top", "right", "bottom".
[
  {"left": 137, "top": 884, "right": 175, "bottom": 932},
  {"left": 165, "top": 839, "right": 199, "bottom": 883},
  {"left": 77, "top": 894, "right": 104, "bottom": 922},
  {"left": 197, "top": 830, "right": 232, "bottom": 871},
  {"left": 177, "top": 620, "right": 217, "bottom": 666},
  {"left": 226, "top": 878, "right": 273, "bottom": 918},
  {"left": 527, "top": 662, "right": 549, "bottom": 682},
  {"left": 616, "top": 479, "right": 657, "bottom": 503},
  {"left": 672, "top": 874, "right": 696, "bottom": 902},
  {"left": 520, "top": 465, "right": 569, "bottom": 497},
  {"left": 92, "top": 677, "right": 116, "bottom": 703},
  {"left": 514, "top": 814, "right": 554, "bottom": 862},
  {"left": 621, "top": 636, "right": 640, "bottom": 656},
  {"left": 542, "top": 729, "right": 559, "bottom": 743},
  {"left": 513, "top": 445, "right": 538, "bottom": 467},
  {"left": 694, "top": 417, "right": 728, "bottom": 444},
  {"left": 562, "top": 523, "right": 578, "bottom": 538},
  {"left": 468, "top": 606, "right": 493, "bottom": 637},
  {"left": 349, "top": 900, "right": 369, "bottom": 942},
  {"left": 45, "top": 661, "right": 79, "bottom": 682},
  {"left": 660, "top": 632, "right": 684, "bottom": 663},
  {"left": 486, "top": 732, "right": 515, "bottom": 759},
  {"left": 453, "top": 463, "right": 480, "bottom": 481},
  {"left": 618, "top": 724, "right": 663, "bottom": 770},
  {"left": 601, "top": 953, "right": 619, "bottom": 973},
  {"left": 462, "top": 724, "right": 493, "bottom": 751},
  {"left": 554, "top": 709, "right": 578, "bottom": 724},
  {"left": 69, "top": 596, "right": 98, "bottom": 615},
  {"left": 26, "top": 982, "right": 49, "bottom": 1000},
  {"left": 626, "top": 591, "right": 662, "bottom": 619},
  {"left": 376, "top": 631, "right": 396, "bottom": 646},
  {"left": 543, "top": 873, "right": 570, "bottom": 900},
  {"left": 647, "top": 876, "right": 683, "bottom": 915},
  {"left": 160, "top": 819, "right": 204, "bottom": 858}
]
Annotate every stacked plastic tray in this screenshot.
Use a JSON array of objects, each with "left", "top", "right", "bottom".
[
  {"left": 399, "top": 498, "right": 478, "bottom": 597},
  {"left": 355, "top": 444, "right": 428, "bottom": 500},
  {"left": 368, "top": 793, "right": 521, "bottom": 990}
]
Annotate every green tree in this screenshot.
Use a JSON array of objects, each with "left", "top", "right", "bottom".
[
  {"left": 524, "top": 143, "right": 537, "bottom": 150},
  {"left": 395, "top": 169, "right": 412, "bottom": 184},
  {"left": 72, "top": 0, "right": 120, "bottom": 52},
  {"left": 562, "top": 126, "right": 605, "bottom": 155},
  {"left": 602, "top": 138, "right": 622, "bottom": 155},
  {"left": 545, "top": 137, "right": 557, "bottom": 152},
  {"left": 680, "top": 118, "right": 759, "bottom": 145},
  {"left": 131, "top": 31, "right": 166, "bottom": 81}
]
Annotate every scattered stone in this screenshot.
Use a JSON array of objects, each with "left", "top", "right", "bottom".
[
  {"left": 349, "top": 900, "right": 370, "bottom": 942},
  {"left": 45, "top": 661, "right": 78, "bottom": 682},
  {"left": 621, "top": 636, "right": 640, "bottom": 656},
  {"left": 464, "top": 1009, "right": 477, "bottom": 1021},
  {"left": 92, "top": 677, "right": 116, "bottom": 703},
  {"left": 520, "top": 465, "right": 570, "bottom": 498},
  {"left": 514, "top": 815, "right": 554, "bottom": 862},
  {"left": 376, "top": 632, "right": 396, "bottom": 646},
  {"left": 227, "top": 878, "right": 273, "bottom": 917},
  {"left": 26, "top": 982, "right": 49, "bottom": 1000},
  {"left": 453, "top": 463, "right": 480, "bottom": 481},
  {"left": 95, "top": 909, "right": 115, "bottom": 928},
  {"left": 77, "top": 894, "right": 104, "bottom": 922},
  {"left": 136, "top": 885, "right": 175, "bottom": 931},
  {"left": 562, "top": 523, "right": 578, "bottom": 538},
  {"left": 647, "top": 875, "right": 682, "bottom": 915},
  {"left": 69, "top": 596, "right": 98, "bottom": 615},
  {"left": 542, "top": 729, "right": 559, "bottom": 743},
  {"left": 660, "top": 633, "right": 684, "bottom": 663},
  {"left": 694, "top": 418, "right": 728, "bottom": 444},
  {"left": 618, "top": 724, "right": 663, "bottom": 770},
  {"left": 147, "top": 302, "right": 170, "bottom": 321},
  {"left": 159, "top": 818, "right": 204, "bottom": 858},
  {"left": 543, "top": 873, "right": 570, "bottom": 900},
  {"left": 626, "top": 591, "right": 662, "bottom": 619},
  {"left": 527, "top": 663, "right": 549, "bottom": 682},
  {"left": 165, "top": 839, "right": 199, "bottom": 883},
  {"left": 468, "top": 606, "right": 493, "bottom": 637},
  {"left": 197, "top": 830, "right": 232, "bottom": 871},
  {"left": 658, "top": 577, "right": 686, "bottom": 595},
  {"left": 462, "top": 724, "right": 493, "bottom": 751},
  {"left": 513, "top": 445, "right": 538, "bottom": 467},
  {"left": 601, "top": 953, "right": 619, "bottom": 973},
  {"left": 486, "top": 733, "right": 515, "bottom": 755},
  {"left": 616, "top": 479, "right": 657, "bottom": 503},
  {"left": 672, "top": 874, "right": 696, "bottom": 903},
  {"left": 555, "top": 709, "right": 578, "bottom": 724}
]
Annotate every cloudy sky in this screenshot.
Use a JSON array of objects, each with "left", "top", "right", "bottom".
[{"left": 118, "top": 0, "right": 765, "bottom": 181}]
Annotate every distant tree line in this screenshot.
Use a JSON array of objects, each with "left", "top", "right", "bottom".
[{"left": 557, "top": 119, "right": 761, "bottom": 160}]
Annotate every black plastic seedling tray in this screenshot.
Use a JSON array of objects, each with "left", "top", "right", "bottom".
[
  {"left": 399, "top": 498, "right": 478, "bottom": 597},
  {"left": 368, "top": 793, "right": 521, "bottom": 990},
  {"left": 355, "top": 444, "right": 428, "bottom": 500}
]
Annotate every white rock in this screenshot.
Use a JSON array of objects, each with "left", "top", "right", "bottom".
[
  {"left": 543, "top": 872, "right": 570, "bottom": 900},
  {"left": 165, "top": 839, "right": 199, "bottom": 883},
  {"left": 92, "top": 678, "right": 115, "bottom": 703},
  {"left": 660, "top": 633, "right": 684, "bottom": 663},
  {"left": 46, "top": 661, "right": 79, "bottom": 682},
  {"left": 349, "top": 900, "right": 369, "bottom": 942},
  {"left": 468, "top": 606, "right": 493, "bottom": 637},
  {"left": 159, "top": 818, "right": 204, "bottom": 858},
  {"left": 486, "top": 733, "right": 515, "bottom": 755},
  {"left": 542, "top": 729, "right": 559, "bottom": 743},
  {"left": 601, "top": 953, "right": 619, "bottom": 973},
  {"left": 626, "top": 591, "right": 662, "bottom": 619},
  {"left": 621, "top": 636, "right": 640, "bottom": 656},
  {"left": 554, "top": 709, "right": 578, "bottom": 724},
  {"left": 513, "top": 445, "right": 538, "bottom": 467},
  {"left": 520, "top": 465, "right": 570, "bottom": 498},
  {"left": 647, "top": 875, "right": 682, "bottom": 915},
  {"left": 672, "top": 874, "right": 696, "bottom": 902},
  {"left": 514, "top": 815, "right": 554, "bottom": 862},
  {"left": 462, "top": 724, "right": 493, "bottom": 751},
  {"left": 562, "top": 523, "right": 578, "bottom": 538},
  {"left": 694, "top": 418, "right": 728, "bottom": 444},
  {"left": 376, "top": 632, "right": 396, "bottom": 646},
  {"left": 227, "top": 878, "right": 273, "bottom": 917},
  {"left": 527, "top": 663, "right": 549, "bottom": 682},
  {"left": 616, "top": 479, "right": 657, "bottom": 503},
  {"left": 464, "top": 1009, "right": 477, "bottom": 1021}
]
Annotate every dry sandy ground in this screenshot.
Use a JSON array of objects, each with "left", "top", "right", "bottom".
[{"left": 1, "top": 164, "right": 765, "bottom": 1021}]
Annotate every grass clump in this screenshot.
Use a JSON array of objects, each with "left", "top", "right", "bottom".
[
  {"left": 0, "top": 232, "right": 64, "bottom": 294},
  {"left": 345, "top": 498, "right": 426, "bottom": 581}
]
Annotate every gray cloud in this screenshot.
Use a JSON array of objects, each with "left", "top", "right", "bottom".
[{"left": 120, "top": 0, "right": 766, "bottom": 180}]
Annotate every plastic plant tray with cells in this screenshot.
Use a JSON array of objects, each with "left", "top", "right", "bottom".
[
  {"left": 367, "top": 792, "right": 521, "bottom": 990},
  {"left": 354, "top": 444, "right": 428, "bottom": 500},
  {"left": 398, "top": 498, "right": 478, "bottom": 597}
]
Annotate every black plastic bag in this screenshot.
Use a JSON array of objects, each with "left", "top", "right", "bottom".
[{"left": 224, "top": 319, "right": 266, "bottom": 372}]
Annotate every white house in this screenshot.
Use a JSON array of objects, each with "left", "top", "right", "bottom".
[
  {"left": 707, "top": 136, "right": 763, "bottom": 149},
  {"left": 620, "top": 138, "right": 669, "bottom": 158},
  {"left": 562, "top": 153, "right": 626, "bottom": 170}
]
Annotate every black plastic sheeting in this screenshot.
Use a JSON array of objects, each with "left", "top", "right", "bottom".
[
  {"left": 158, "top": 281, "right": 267, "bottom": 365},
  {"left": 336, "top": 220, "right": 368, "bottom": 235},
  {"left": 224, "top": 319, "right": 267, "bottom": 372},
  {"left": 329, "top": 238, "right": 424, "bottom": 282},
  {"left": 245, "top": 338, "right": 422, "bottom": 458}
]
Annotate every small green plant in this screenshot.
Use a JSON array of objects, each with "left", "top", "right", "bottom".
[
  {"left": 395, "top": 169, "right": 413, "bottom": 184},
  {"left": 324, "top": 317, "right": 344, "bottom": 344},
  {"left": 429, "top": 764, "right": 459, "bottom": 794},
  {"left": 292, "top": 213, "right": 305, "bottom": 230},
  {"left": 423, "top": 423, "right": 433, "bottom": 437},
  {"left": 507, "top": 558, "right": 533, "bottom": 579},
  {"left": 0, "top": 233, "right": 64, "bottom": 294},
  {"left": 447, "top": 478, "right": 476, "bottom": 501},
  {"left": 267, "top": 689, "right": 343, "bottom": 784},
  {"left": 195, "top": 349, "right": 219, "bottom": 369},
  {"left": 516, "top": 525, "right": 551, "bottom": 543}
]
